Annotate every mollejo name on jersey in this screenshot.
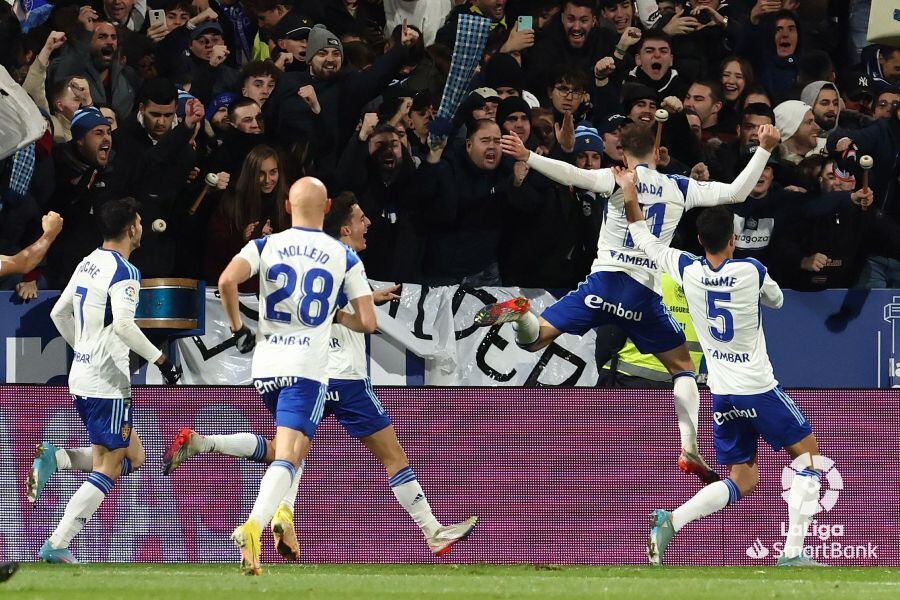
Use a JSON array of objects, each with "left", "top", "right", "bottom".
[{"left": 277, "top": 244, "right": 331, "bottom": 264}]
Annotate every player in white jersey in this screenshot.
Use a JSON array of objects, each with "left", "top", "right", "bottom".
[
  {"left": 161, "top": 193, "right": 478, "bottom": 559},
  {"left": 614, "top": 172, "right": 825, "bottom": 566},
  {"left": 474, "top": 124, "right": 782, "bottom": 484},
  {"left": 32, "top": 198, "right": 182, "bottom": 564},
  {"left": 217, "top": 177, "right": 377, "bottom": 575}
]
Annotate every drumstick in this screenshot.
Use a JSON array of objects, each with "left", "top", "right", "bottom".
[
  {"left": 859, "top": 155, "right": 873, "bottom": 212},
  {"left": 654, "top": 109, "right": 669, "bottom": 153},
  {"left": 188, "top": 173, "right": 220, "bottom": 215}
]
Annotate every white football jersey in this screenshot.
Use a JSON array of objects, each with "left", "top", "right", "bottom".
[
  {"left": 326, "top": 294, "right": 369, "bottom": 380},
  {"left": 238, "top": 227, "right": 371, "bottom": 383},
  {"left": 630, "top": 221, "right": 784, "bottom": 395},
  {"left": 526, "top": 148, "right": 772, "bottom": 295},
  {"left": 55, "top": 248, "right": 143, "bottom": 398}
]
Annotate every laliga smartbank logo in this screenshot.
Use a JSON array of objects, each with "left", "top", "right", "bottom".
[{"left": 745, "top": 454, "right": 878, "bottom": 561}]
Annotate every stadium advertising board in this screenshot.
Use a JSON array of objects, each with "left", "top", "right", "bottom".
[{"left": 1, "top": 386, "right": 895, "bottom": 565}]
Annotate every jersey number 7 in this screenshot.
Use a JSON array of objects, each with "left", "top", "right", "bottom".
[{"left": 264, "top": 263, "right": 334, "bottom": 326}]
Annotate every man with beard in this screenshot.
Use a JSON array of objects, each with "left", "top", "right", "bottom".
[
  {"left": 436, "top": 0, "right": 507, "bottom": 51},
  {"left": 335, "top": 119, "right": 420, "bottom": 281},
  {"left": 416, "top": 119, "right": 540, "bottom": 286},
  {"left": 54, "top": 7, "right": 136, "bottom": 120},
  {"left": 529, "top": 0, "right": 622, "bottom": 93},
  {"left": 46, "top": 108, "right": 121, "bottom": 287},
  {"left": 683, "top": 80, "right": 733, "bottom": 143},
  {"left": 265, "top": 24, "right": 419, "bottom": 167},
  {"left": 800, "top": 81, "right": 840, "bottom": 137},
  {"left": 774, "top": 100, "right": 824, "bottom": 166},
  {"left": 113, "top": 78, "right": 206, "bottom": 276},
  {"left": 625, "top": 32, "right": 688, "bottom": 101}
]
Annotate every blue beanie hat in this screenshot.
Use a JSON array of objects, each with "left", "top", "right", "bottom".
[
  {"left": 206, "top": 92, "right": 239, "bottom": 121},
  {"left": 573, "top": 122, "right": 603, "bottom": 155},
  {"left": 71, "top": 107, "right": 111, "bottom": 141}
]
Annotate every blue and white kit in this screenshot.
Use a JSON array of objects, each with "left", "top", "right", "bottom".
[
  {"left": 239, "top": 227, "right": 372, "bottom": 439},
  {"left": 629, "top": 220, "right": 813, "bottom": 465},
  {"left": 526, "top": 147, "right": 772, "bottom": 354}
]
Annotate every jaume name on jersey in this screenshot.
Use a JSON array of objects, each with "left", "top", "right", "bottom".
[
  {"left": 709, "top": 348, "right": 750, "bottom": 363},
  {"left": 702, "top": 276, "right": 738, "bottom": 287},
  {"left": 608, "top": 250, "right": 657, "bottom": 269},
  {"left": 277, "top": 244, "right": 331, "bottom": 264},
  {"left": 264, "top": 334, "right": 311, "bottom": 346}
]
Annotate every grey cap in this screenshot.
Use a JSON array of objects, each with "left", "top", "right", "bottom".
[{"left": 307, "top": 24, "right": 343, "bottom": 60}]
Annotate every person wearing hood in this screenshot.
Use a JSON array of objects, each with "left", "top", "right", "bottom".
[
  {"left": 529, "top": 0, "right": 622, "bottom": 94},
  {"left": 801, "top": 81, "right": 840, "bottom": 136},
  {"left": 624, "top": 31, "right": 689, "bottom": 101},
  {"left": 481, "top": 52, "right": 540, "bottom": 108},
  {"left": 53, "top": 8, "right": 137, "bottom": 121},
  {"left": 736, "top": 9, "right": 800, "bottom": 103},
  {"left": 774, "top": 99, "right": 824, "bottom": 166}
]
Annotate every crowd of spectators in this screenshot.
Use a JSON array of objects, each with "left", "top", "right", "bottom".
[{"left": 0, "top": 0, "right": 898, "bottom": 297}]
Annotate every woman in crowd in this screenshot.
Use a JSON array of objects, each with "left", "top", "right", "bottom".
[{"left": 204, "top": 144, "right": 289, "bottom": 289}]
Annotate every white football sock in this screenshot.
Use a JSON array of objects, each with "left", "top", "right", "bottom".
[
  {"left": 55, "top": 448, "right": 93, "bottom": 472},
  {"left": 248, "top": 460, "right": 295, "bottom": 530},
  {"left": 200, "top": 433, "right": 268, "bottom": 462},
  {"left": 673, "top": 374, "right": 700, "bottom": 453},
  {"left": 783, "top": 469, "right": 821, "bottom": 559},
  {"left": 279, "top": 460, "right": 305, "bottom": 511},
  {"left": 389, "top": 467, "right": 441, "bottom": 538},
  {"left": 48, "top": 472, "right": 113, "bottom": 549},
  {"left": 512, "top": 311, "right": 539, "bottom": 347},
  {"left": 671, "top": 479, "right": 741, "bottom": 532}
]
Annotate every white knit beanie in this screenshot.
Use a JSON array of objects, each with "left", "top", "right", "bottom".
[{"left": 774, "top": 100, "right": 812, "bottom": 141}]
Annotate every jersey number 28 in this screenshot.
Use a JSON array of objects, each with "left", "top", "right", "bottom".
[{"left": 264, "top": 264, "right": 334, "bottom": 326}]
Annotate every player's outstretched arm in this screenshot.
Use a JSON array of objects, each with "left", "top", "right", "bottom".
[
  {"left": 0, "top": 212, "right": 63, "bottom": 277},
  {"left": 500, "top": 134, "right": 615, "bottom": 194},
  {"left": 685, "top": 124, "right": 781, "bottom": 208}
]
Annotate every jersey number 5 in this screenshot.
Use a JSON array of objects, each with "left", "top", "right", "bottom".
[
  {"left": 706, "top": 291, "right": 734, "bottom": 342},
  {"left": 264, "top": 264, "right": 334, "bottom": 326},
  {"left": 623, "top": 203, "right": 666, "bottom": 248}
]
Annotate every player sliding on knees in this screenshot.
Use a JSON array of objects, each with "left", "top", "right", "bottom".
[
  {"left": 615, "top": 168, "right": 826, "bottom": 567},
  {"left": 32, "top": 198, "right": 182, "bottom": 563},
  {"left": 162, "top": 192, "right": 477, "bottom": 562},
  {"left": 477, "top": 123, "right": 782, "bottom": 484}
]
